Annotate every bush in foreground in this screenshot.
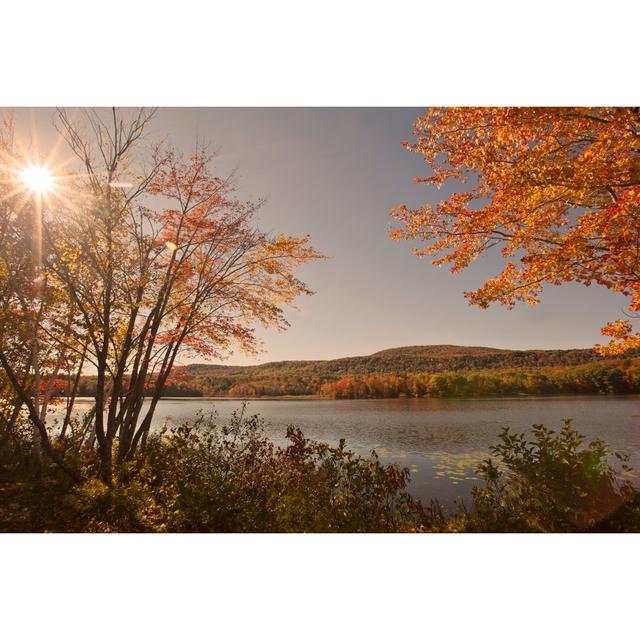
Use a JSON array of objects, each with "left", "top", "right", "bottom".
[
  {"left": 1, "top": 409, "right": 428, "bottom": 532},
  {"left": 459, "top": 420, "right": 638, "bottom": 532},
  {"left": 1, "top": 412, "right": 639, "bottom": 532}
]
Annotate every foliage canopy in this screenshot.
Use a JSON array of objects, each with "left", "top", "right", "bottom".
[{"left": 391, "top": 107, "right": 640, "bottom": 354}]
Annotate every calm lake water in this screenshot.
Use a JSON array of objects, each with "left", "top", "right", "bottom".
[{"left": 57, "top": 395, "right": 640, "bottom": 509}]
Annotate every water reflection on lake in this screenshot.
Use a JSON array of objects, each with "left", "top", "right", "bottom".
[{"left": 57, "top": 395, "right": 640, "bottom": 509}]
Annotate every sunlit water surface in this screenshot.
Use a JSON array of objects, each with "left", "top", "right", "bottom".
[{"left": 54, "top": 395, "right": 640, "bottom": 509}]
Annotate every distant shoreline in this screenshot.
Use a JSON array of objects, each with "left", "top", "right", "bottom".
[
  {"left": 75, "top": 394, "right": 325, "bottom": 401},
  {"left": 71, "top": 392, "right": 640, "bottom": 402},
  {"left": 161, "top": 395, "right": 325, "bottom": 401}
]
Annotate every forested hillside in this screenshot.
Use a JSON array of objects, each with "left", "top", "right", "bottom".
[{"left": 75, "top": 345, "right": 640, "bottom": 397}]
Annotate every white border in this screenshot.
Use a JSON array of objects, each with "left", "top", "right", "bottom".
[
  {"left": 2, "top": 533, "right": 639, "bottom": 639},
  {"left": 1, "top": 0, "right": 637, "bottom": 106}
]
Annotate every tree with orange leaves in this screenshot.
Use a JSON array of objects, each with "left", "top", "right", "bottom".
[{"left": 390, "top": 107, "right": 640, "bottom": 354}]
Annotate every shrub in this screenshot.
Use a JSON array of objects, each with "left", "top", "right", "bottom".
[
  {"left": 463, "top": 419, "right": 635, "bottom": 532},
  {"left": 0, "top": 414, "right": 33, "bottom": 479},
  {"left": 3, "top": 407, "right": 639, "bottom": 532},
  {"left": 74, "top": 408, "right": 428, "bottom": 532}
]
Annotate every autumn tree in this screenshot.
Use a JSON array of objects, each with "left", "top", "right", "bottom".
[
  {"left": 0, "top": 117, "right": 82, "bottom": 476},
  {"left": 0, "top": 108, "right": 323, "bottom": 484},
  {"left": 390, "top": 107, "right": 640, "bottom": 353}
]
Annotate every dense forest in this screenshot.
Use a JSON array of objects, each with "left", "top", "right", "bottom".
[{"left": 73, "top": 344, "right": 640, "bottom": 398}]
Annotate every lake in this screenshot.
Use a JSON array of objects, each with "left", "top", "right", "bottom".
[{"left": 57, "top": 395, "right": 640, "bottom": 510}]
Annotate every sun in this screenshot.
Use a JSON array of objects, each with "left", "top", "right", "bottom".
[{"left": 20, "top": 164, "right": 55, "bottom": 194}]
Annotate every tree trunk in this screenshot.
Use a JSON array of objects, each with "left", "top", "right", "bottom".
[
  {"left": 31, "top": 332, "right": 42, "bottom": 476},
  {"left": 0, "top": 350, "right": 82, "bottom": 483},
  {"left": 99, "top": 439, "right": 113, "bottom": 485},
  {"left": 59, "top": 346, "right": 86, "bottom": 441}
]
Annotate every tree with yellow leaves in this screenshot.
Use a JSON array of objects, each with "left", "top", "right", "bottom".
[{"left": 0, "top": 109, "right": 323, "bottom": 484}]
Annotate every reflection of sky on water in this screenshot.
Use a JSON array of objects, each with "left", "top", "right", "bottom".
[{"left": 49, "top": 395, "right": 640, "bottom": 508}]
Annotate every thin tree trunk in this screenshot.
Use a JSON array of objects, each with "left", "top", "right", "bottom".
[
  {"left": 39, "top": 350, "right": 64, "bottom": 424},
  {"left": 30, "top": 334, "right": 42, "bottom": 474},
  {"left": 100, "top": 439, "right": 113, "bottom": 484},
  {"left": 81, "top": 406, "right": 97, "bottom": 450},
  {"left": 0, "top": 350, "right": 82, "bottom": 483},
  {"left": 59, "top": 345, "right": 87, "bottom": 441}
]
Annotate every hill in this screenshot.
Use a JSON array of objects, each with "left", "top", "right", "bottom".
[
  {"left": 161, "top": 345, "right": 638, "bottom": 398},
  {"left": 185, "top": 344, "right": 618, "bottom": 379}
]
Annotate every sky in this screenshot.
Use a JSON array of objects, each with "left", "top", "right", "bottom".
[{"left": 10, "top": 108, "right": 631, "bottom": 365}]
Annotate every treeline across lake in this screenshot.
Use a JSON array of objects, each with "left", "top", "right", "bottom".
[
  {"left": 318, "top": 360, "right": 640, "bottom": 399},
  {"left": 74, "top": 350, "right": 640, "bottom": 399}
]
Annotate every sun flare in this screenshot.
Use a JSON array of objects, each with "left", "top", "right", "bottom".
[{"left": 20, "top": 164, "right": 55, "bottom": 194}]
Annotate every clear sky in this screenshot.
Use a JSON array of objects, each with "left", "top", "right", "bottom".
[{"left": 11, "top": 108, "right": 630, "bottom": 365}]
